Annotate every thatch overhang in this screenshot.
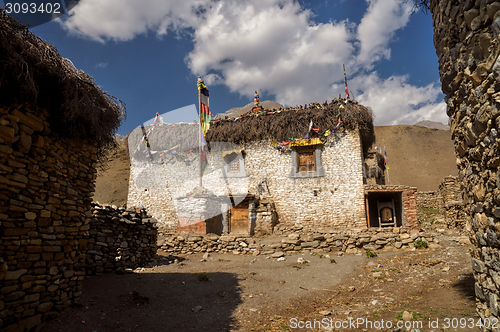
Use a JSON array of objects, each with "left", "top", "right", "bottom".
[
  {"left": 206, "top": 99, "right": 375, "bottom": 154},
  {"left": 0, "top": 9, "right": 125, "bottom": 156}
]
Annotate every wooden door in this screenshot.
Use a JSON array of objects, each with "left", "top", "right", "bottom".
[{"left": 230, "top": 201, "right": 249, "bottom": 234}]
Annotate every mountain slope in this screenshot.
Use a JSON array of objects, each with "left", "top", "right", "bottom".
[{"left": 374, "top": 125, "right": 457, "bottom": 191}]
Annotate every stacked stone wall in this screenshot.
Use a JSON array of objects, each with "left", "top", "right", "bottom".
[
  {"left": 85, "top": 204, "right": 158, "bottom": 275},
  {"left": 0, "top": 106, "right": 97, "bottom": 331},
  {"left": 416, "top": 191, "right": 444, "bottom": 210},
  {"left": 158, "top": 226, "right": 433, "bottom": 256},
  {"left": 438, "top": 176, "right": 466, "bottom": 227},
  {"left": 416, "top": 176, "right": 466, "bottom": 228},
  {"left": 431, "top": 0, "right": 500, "bottom": 327}
]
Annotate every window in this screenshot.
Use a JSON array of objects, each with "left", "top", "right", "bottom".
[
  {"left": 289, "top": 143, "right": 325, "bottom": 178},
  {"left": 227, "top": 154, "right": 240, "bottom": 173},
  {"left": 222, "top": 151, "right": 246, "bottom": 178},
  {"left": 296, "top": 146, "right": 316, "bottom": 173}
]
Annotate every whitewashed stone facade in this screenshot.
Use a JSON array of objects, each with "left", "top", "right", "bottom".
[{"left": 128, "top": 128, "right": 366, "bottom": 231}]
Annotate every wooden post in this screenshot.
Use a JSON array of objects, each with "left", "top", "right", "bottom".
[{"left": 198, "top": 88, "right": 202, "bottom": 188}]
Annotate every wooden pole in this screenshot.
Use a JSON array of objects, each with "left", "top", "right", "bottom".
[{"left": 198, "top": 88, "right": 203, "bottom": 188}]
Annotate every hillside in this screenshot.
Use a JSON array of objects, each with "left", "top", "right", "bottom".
[
  {"left": 374, "top": 125, "right": 457, "bottom": 191},
  {"left": 93, "top": 140, "right": 130, "bottom": 207},
  {"left": 92, "top": 125, "right": 457, "bottom": 205}
]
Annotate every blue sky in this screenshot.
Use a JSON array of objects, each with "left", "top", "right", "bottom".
[{"left": 1, "top": 0, "right": 446, "bottom": 136}]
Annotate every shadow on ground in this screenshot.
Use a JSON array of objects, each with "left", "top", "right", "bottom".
[
  {"left": 40, "top": 271, "right": 242, "bottom": 332},
  {"left": 451, "top": 272, "right": 476, "bottom": 299}
]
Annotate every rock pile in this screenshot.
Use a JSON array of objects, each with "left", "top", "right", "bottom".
[{"left": 86, "top": 204, "right": 158, "bottom": 274}]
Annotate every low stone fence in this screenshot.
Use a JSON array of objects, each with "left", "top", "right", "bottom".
[
  {"left": 85, "top": 204, "right": 158, "bottom": 274},
  {"left": 158, "top": 226, "right": 436, "bottom": 256},
  {"left": 416, "top": 191, "right": 444, "bottom": 211},
  {"left": 416, "top": 176, "right": 465, "bottom": 228},
  {"left": 438, "top": 176, "right": 464, "bottom": 228}
]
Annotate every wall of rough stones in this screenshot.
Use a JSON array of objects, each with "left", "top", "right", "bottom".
[
  {"left": 416, "top": 191, "right": 444, "bottom": 211},
  {"left": 158, "top": 225, "right": 433, "bottom": 256},
  {"left": 430, "top": 0, "right": 500, "bottom": 327},
  {"left": 85, "top": 204, "right": 158, "bottom": 275},
  {"left": 415, "top": 176, "right": 465, "bottom": 227},
  {"left": 438, "top": 176, "right": 466, "bottom": 227},
  {"left": 0, "top": 106, "right": 97, "bottom": 331},
  {"left": 128, "top": 129, "right": 366, "bottom": 231}
]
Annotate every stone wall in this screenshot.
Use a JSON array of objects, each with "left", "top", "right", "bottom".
[
  {"left": 430, "top": 0, "right": 500, "bottom": 327},
  {"left": 128, "top": 129, "right": 366, "bottom": 231},
  {"left": 415, "top": 176, "right": 465, "bottom": 227},
  {"left": 0, "top": 106, "right": 97, "bottom": 331},
  {"left": 85, "top": 204, "right": 158, "bottom": 275},
  {"left": 416, "top": 191, "right": 444, "bottom": 211},
  {"left": 158, "top": 226, "right": 433, "bottom": 256},
  {"left": 438, "top": 176, "right": 465, "bottom": 227}
]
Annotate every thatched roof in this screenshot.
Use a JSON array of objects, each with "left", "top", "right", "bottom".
[
  {"left": 0, "top": 9, "right": 125, "bottom": 155},
  {"left": 206, "top": 98, "right": 375, "bottom": 153}
]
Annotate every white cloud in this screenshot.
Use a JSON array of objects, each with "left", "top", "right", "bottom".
[
  {"left": 95, "top": 62, "right": 108, "bottom": 68},
  {"left": 356, "top": 0, "right": 412, "bottom": 67},
  {"left": 187, "top": 0, "right": 354, "bottom": 104},
  {"left": 61, "top": 0, "right": 210, "bottom": 42},
  {"left": 352, "top": 73, "right": 447, "bottom": 125},
  {"left": 60, "top": 0, "right": 444, "bottom": 125}
]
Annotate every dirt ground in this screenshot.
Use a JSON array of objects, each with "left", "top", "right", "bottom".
[{"left": 40, "top": 228, "right": 476, "bottom": 332}]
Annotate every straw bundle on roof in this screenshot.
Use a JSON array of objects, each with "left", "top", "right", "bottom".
[
  {"left": 0, "top": 9, "right": 125, "bottom": 156},
  {"left": 206, "top": 99, "right": 375, "bottom": 153}
]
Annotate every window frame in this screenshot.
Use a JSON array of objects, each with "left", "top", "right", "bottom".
[
  {"left": 222, "top": 152, "right": 246, "bottom": 178},
  {"left": 289, "top": 144, "right": 325, "bottom": 178}
]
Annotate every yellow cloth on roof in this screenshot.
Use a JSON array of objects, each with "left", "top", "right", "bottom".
[
  {"left": 289, "top": 138, "right": 323, "bottom": 147},
  {"left": 221, "top": 149, "right": 245, "bottom": 157}
]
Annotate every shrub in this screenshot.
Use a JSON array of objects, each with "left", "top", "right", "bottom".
[
  {"left": 365, "top": 249, "right": 377, "bottom": 258},
  {"left": 414, "top": 239, "right": 428, "bottom": 249}
]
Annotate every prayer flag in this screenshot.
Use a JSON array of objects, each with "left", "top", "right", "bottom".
[
  {"left": 384, "top": 150, "right": 389, "bottom": 170},
  {"left": 197, "top": 77, "right": 212, "bottom": 136},
  {"left": 343, "top": 64, "right": 350, "bottom": 100}
]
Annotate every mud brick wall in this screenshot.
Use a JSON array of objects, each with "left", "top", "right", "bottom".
[
  {"left": 85, "top": 204, "right": 158, "bottom": 275},
  {"left": 0, "top": 106, "right": 97, "bottom": 331},
  {"left": 430, "top": 0, "right": 500, "bottom": 327},
  {"left": 158, "top": 227, "right": 431, "bottom": 256}
]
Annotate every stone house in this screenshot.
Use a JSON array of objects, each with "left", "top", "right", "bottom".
[
  {"left": 128, "top": 99, "right": 419, "bottom": 235},
  {"left": 0, "top": 10, "right": 124, "bottom": 331}
]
